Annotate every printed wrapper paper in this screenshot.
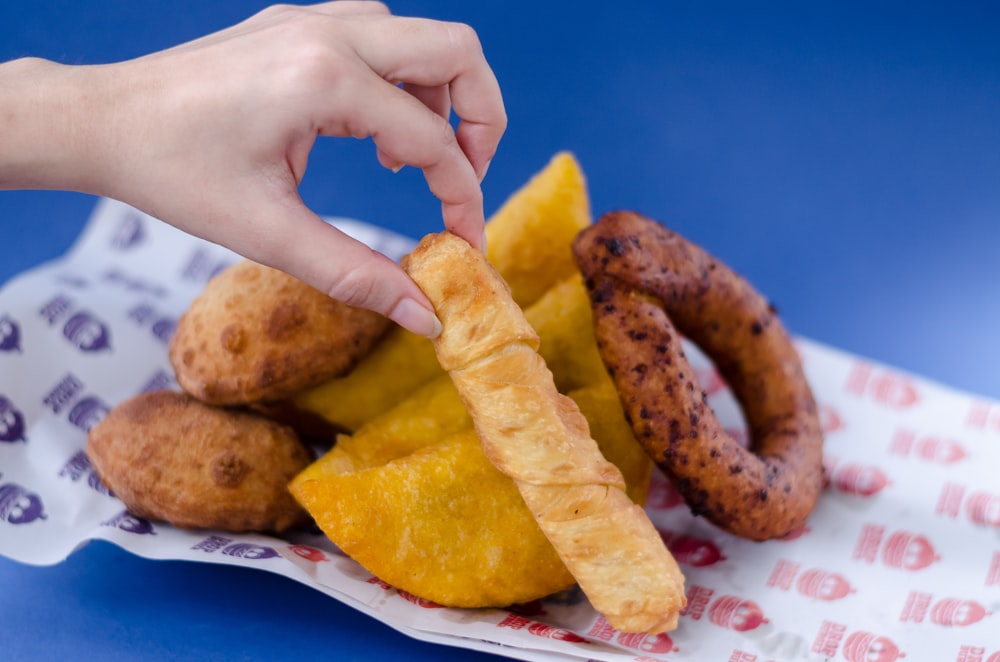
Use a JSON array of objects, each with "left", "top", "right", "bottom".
[{"left": 2, "top": 199, "right": 999, "bottom": 662}]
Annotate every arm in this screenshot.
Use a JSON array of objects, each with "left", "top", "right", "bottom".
[{"left": 0, "top": 2, "right": 507, "bottom": 337}]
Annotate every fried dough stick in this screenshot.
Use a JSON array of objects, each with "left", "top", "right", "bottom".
[{"left": 403, "top": 231, "right": 685, "bottom": 634}]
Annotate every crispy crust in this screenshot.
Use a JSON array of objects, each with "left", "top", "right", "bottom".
[
  {"left": 86, "top": 390, "right": 312, "bottom": 533},
  {"left": 573, "top": 211, "right": 824, "bottom": 541},
  {"left": 403, "top": 231, "right": 685, "bottom": 634},
  {"left": 169, "top": 260, "right": 390, "bottom": 405}
]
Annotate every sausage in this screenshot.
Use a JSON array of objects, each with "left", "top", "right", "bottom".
[{"left": 573, "top": 211, "right": 824, "bottom": 540}]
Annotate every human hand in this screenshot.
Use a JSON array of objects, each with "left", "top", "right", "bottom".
[{"left": 2, "top": 2, "right": 506, "bottom": 336}]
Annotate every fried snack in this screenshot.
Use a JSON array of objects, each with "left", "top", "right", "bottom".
[
  {"left": 403, "top": 231, "right": 684, "bottom": 634},
  {"left": 485, "top": 151, "right": 593, "bottom": 307},
  {"left": 169, "top": 260, "right": 390, "bottom": 405},
  {"left": 289, "top": 151, "right": 592, "bottom": 430},
  {"left": 87, "top": 390, "right": 311, "bottom": 533},
  {"left": 289, "top": 365, "right": 651, "bottom": 608},
  {"left": 573, "top": 211, "right": 825, "bottom": 541},
  {"left": 524, "top": 274, "right": 609, "bottom": 395},
  {"left": 289, "top": 326, "right": 437, "bottom": 433},
  {"left": 292, "top": 430, "right": 577, "bottom": 607}
]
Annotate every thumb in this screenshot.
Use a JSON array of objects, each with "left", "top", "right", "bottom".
[{"left": 243, "top": 203, "right": 442, "bottom": 339}]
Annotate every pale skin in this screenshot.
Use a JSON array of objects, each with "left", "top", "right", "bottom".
[{"left": 0, "top": 1, "right": 506, "bottom": 337}]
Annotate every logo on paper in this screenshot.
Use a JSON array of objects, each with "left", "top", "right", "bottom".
[
  {"left": 62, "top": 311, "right": 112, "bottom": 352},
  {"left": 853, "top": 524, "right": 940, "bottom": 570},
  {"left": 0, "top": 315, "right": 21, "bottom": 352},
  {"left": 588, "top": 614, "right": 677, "bottom": 653},
  {"left": 0, "top": 395, "right": 27, "bottom": 443},
  {"left": 707, "top": 595, "right": 769, "bottom": 631},
  {"left": 936, "top": 483, "right": 1000, "bottom": 528},
  {"left": 828, "top": 461, "right": 891, "bottom": 497},
  {"left": 891, "top": 428, "right": 967, "bottom": 464},
  {"left": 768, "top": 559, "right": 855, "bottom": 602},
  {"left": 845, "top": 362, "right": 920, "bottom": 409},
  {"left": 660, "top": 531, "right": 726, "bottom": 567},
  {"left": 58, "top": 450, "right": 113, "bottom": 495},
  {"left": 102, "top": 510, "right": 156, "bottom": 535},
  {"left": 67, "top": 395, "right": 111, "bottom": 432},
  {"left": 288, "top": 544, "right": 329, "bottom": 563},
  {"left": 221, "top": 543, "right": 279, "bottom": 560},
  {"left": 0, "top": 481, "right": 46, "bottom": 524},
  {"left": 110, "top": 211, "right": 145, "bottom": 249},
  {"left": 812, "top": 622, "right": 906, "bottom": 661}
]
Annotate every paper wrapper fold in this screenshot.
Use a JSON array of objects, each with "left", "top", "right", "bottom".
[{"left": 2, "top": 199, "right": 999, "bottom": 661}]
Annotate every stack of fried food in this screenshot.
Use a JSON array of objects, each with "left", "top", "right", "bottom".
[{"left": 86, "top": 153, "right": 674, "bottom": 624}]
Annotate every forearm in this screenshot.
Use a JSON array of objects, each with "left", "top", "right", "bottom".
[{"left": 0, "top": 57, "right": 115, "bottom": 193}]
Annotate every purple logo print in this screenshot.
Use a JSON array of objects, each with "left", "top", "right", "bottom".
[
  {"left": 0, "top": 315, "right": 21, "bottom": 352},
  {"left": 62, "top": 311, "right": 112, "bottom": 352},
  {"left": 140, "top": 369, "right": 175, "bottom": 394},
  {"left": 221, "top": 543, "right": 279, "bottom": 560},
  {"left": 0, "top": 396, "right": 26, "bottom": 443},
  {"left": 58, "top": 450, "right": 114, "bottom": 496},
  {"left": 110, "top": 211, "right": 145, "bottom": 250},
  {"left": 0, "top": 481, "right": 46, "bottom": 524},
  {"left": 67, "top": 396, "right": 111, "bottom": 432},
  {"left": 102, "top": 510, "right": 156, "bottom": 535}
]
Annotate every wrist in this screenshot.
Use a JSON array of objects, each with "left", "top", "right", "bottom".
[{"left": 0, "top": 57, "right": 118, "bottom": 194}]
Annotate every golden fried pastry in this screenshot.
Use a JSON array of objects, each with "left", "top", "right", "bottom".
[
  {"left": 288, "top": 264, "right": 653, "bottom": 609},
  {"left": 169, "top": 260, "right": 390, "bottom": 405},
  {"left": 403, "top": 231, "right": 685, "bottom": 634},
  {"left": 87, "top": 390, "right": 311, "bottom": 533},
  {"left": 292, "top": 429, "right": 578, "bottom": 608},
  {"left": 573, "top": 211, "right": 825, "bottom": 540}
]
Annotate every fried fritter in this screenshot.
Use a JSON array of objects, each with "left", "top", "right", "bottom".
[
  {"left": 169, "top": 260, "right": 390, "bottom": 405},
  {"left": 87, "top": 390, "right": 312, "bottom": 533}
]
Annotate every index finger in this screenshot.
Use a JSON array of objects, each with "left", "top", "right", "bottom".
[{"left": 350, "top": 17, "right": 507, "bottom": 179}]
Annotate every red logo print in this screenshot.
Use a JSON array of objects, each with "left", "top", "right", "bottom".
[
  {"left": 845, "top": 362, "right": 920, "bottom": 409},
  {"left": 287, "top": 544, "right": 328, "bottom": 562},
  {"left": 587, "top": 615, "right": 677, "bottom": 654},
  {"left": 526, "top": 622, "right": 587, "bottom": 643},
  {"left": 853, "top": 524, "right": 940, "bottom": 570},
  {"left": 797, "top": 569, "right": 855, "bottom": 601},
  {"left": 819, "top": 404, "right": 845, "bottom": 434},
  {"left": 930, "top": 599, "right": 991, "bottom": 626},
  {"left": 966, "top": 401, "right": 1000, "bottom": 433},
  {"left": 955, "top": 645, "right": 1000, "bottom": 662},
  {"left": 901, "top": 592, "right": 992, "bottom": 626},
  {"left": 707, "top": 595, "right": 768, "bottom": 631},
  {"left": 936, "top": 483, "right": 1000, "bottom": 527},
  {"left": 830, "top": 462, "right": 891, "bottom": 497},
  {"left": 498, "top": 613, "right": 586, "bottom": 643},
  {"left": 841, "top": 630, "right": 906, "bottom": 661},
  {"left": 768, "top": 560, "right": 855, "bottom": 601},
  {"left": 987, "top": 552, "right": 1000, "bottom": 586},
  {"left": 890, "top": 428, "right": 967, "bottom": 464},
  {"left": 660, "top": 531, "right": 726, "bottom": 567},
  {"left": 679, "top": 584, "right": 714, "bottom": 621}
]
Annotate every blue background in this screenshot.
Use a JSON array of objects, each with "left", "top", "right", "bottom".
[{"left": 1, "top": 1, "right": 998, "bottom": 660}]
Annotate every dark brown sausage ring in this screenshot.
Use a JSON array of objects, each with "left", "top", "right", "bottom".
[{"left": 573, "top": 211, "right": 824, "bottom": 540}]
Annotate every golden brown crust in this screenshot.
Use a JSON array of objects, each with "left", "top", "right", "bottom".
[
  {"left": 169, "top": 260, "right": 390, "bottom": 405},
  {"left": 404, "top": 231, "right": 685, "bottom": 634},
  {"left": 573, "top": 211, "right": 824, "bottom": 541},
  {"left": 86, "top": 390, "right": 312, "bottom": 533}
]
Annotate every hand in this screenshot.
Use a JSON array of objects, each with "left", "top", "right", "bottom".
[{"left": 0, "top": 2, "right": 506, "bottom": 337}]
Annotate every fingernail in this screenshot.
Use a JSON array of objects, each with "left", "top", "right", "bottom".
[
  {"left": 391, "top": 164, "right": 405, "bottom": 174},
  {"left": 389, "top": 298, "right": 442, "bottom": 339},
  {"left": 479, "top": 230, "right": 488, "bottom": 253}
]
